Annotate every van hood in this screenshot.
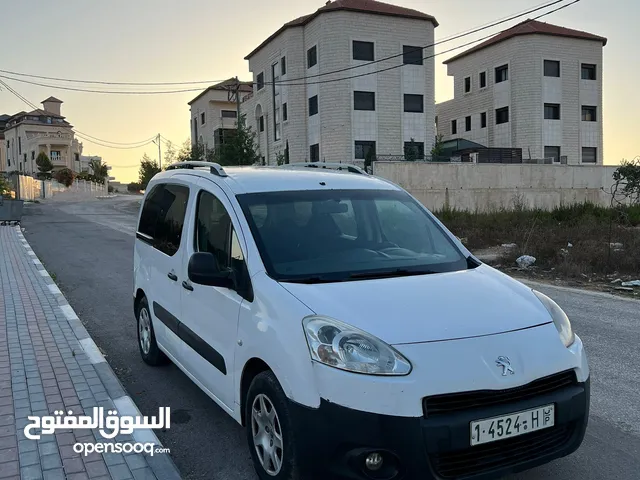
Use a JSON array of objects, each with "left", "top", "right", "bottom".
[{"left": 280, "top": 265, "right": 552, "bottom": 345}]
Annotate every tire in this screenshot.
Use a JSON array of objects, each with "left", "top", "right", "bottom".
[
  {"left": 245, "top": 371, "right": 301, "bottom": 480},
  {"left": 136, "top": 297, "right": 168, "bottom": 366}
]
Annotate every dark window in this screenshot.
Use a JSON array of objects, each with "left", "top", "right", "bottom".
[
  {"left": 257, "top": 72, "right": 264, "bottom": 90},
  {"left": 581, "top": 63, "right": 596, "bottom": 80},
  {"left": 138, "top": 184, "right": 190, "bottom": 257},
  {"left": 354, "top": 91, "right": 375, "bottom": 111},
  {"left": 259, "top": 116, "right": 264, "bottom": 132},
  {"left": 544, "top": 103, "right": 561, "bottom": 120},
  {"left": 309, "top": 95, "right": 318, "bottom": 116},
  {"left": 307, "top": 46, "right": 317, "bottom": 68},
  {"left": 282, "top": 103, "right": 288, "bottom": 121},
  {"left": 281, "top": 56, "right": 287, "bottom": 76},
  {"left": 582, "top": 106, "right": 597, "bottom": 122},
  {"left": 404, "top": 142, "right": 425, "bottom": 160},
  {"left": 582, "top": 147, "right": 597, "bottom": 163},
  {"left": 495, "top": 64, "right": 509, "bottom": 83},
  {"left": 451, "top": 120, "right": 457, "bottom": 135},
  {"left": 481, "top": 112, "right": 487, "bottom": 128},
  {"left": 465, "top": 116, "right": 471, "bottom": 131},
  {"left": 221, "top": 110, "right": 237, "bottom": 119},
  {"left": 404, "top": 94, "right": 424, "bottom": 113},
  {"left": 544, "top": 60, "right": 560, "bottom": 77},
  {"left": 464, "top": 77, "right": 471, "bottom": 93},
  {"left": 18, "top": 137, "right": 21, "bottom": 155},
  {"left": 480, "top": 71, "right": 487, "bottom": 88},
  {"left": 200, "top": 112, "right": 206, "bottom": 125},
  {"left": 496, "top": 107, "right": 509, "bottom": 124},
  {"left": 31, "top": 151, "right": 35, "bottom": 160},
  {"left": 310, "top": 143, "right": 320, "bottom": 163},
  {"left": 403, "top": 45, "right": 423, "bottom": 65},
  {"left": 544, "top": 146, "right": 561, "bottom": 162},
  {"left": 353, "top": 41, "right": 374, "bottom": 61},
  {"left": 355, "top": 141, "right": 376, "bottom": 160}
]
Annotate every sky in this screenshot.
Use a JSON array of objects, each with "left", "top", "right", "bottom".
[{"left": 2, "top": 0, "right": 637, "bottom": 183}]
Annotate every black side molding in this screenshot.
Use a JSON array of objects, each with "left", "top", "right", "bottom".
[{"left": 152, "top": 302, "right": 227, "bottom": 375}]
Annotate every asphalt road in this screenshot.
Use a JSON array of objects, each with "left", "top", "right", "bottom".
[{"left": 21, "top": 197, "right": 640, "bottom": 480}]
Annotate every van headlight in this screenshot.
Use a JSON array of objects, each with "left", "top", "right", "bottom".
[
  {"left": 532, "top": 290, "right": 575, "bottom": 347},
  {"left": 302, "top": 316, "right": 412, "bottom": 375}
]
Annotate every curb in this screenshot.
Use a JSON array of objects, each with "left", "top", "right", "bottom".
[
  {"left": 14, "top": 226, "right": 182, "bottom": 480},
  {"left": 96, "top": 195, "right": 119, "bottom": 199}
]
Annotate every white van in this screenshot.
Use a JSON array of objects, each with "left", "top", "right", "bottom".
[{"left": 133, "top": 161, "right": 590, "bottom": 480}]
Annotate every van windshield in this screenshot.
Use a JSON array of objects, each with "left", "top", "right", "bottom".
[{"left": 236, "top": 189, "right": 470, "bottom": 283}]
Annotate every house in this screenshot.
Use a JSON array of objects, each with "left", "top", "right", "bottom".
[
  {"left": 3, "top": 97, "right": 83, "bottom": 174},
  {"left": 188, "top": 78, "right": 253, "bottom": 154},
  {"left": 0, "top": 114, "right": 10, "bottom": 172},
  {"left": 435, "top": 19, "right": 607, "bottom": 165},
  {"left": 79, "top": 155, "right": 104, "bottom": 173},
  {"left": 241, "top": 0, "right": 438, "bottom": 165}
]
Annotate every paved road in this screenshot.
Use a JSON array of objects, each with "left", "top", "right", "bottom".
[{"left": 21, "top": 197, "right": 640, "bottom": 480}]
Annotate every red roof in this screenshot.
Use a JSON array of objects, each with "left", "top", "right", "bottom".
[
  {"left": 245, "top": 0, "right": 438, "bottom": 60},
  {"left": 444, "top": 19, "right": 607, "bottom": 64}
]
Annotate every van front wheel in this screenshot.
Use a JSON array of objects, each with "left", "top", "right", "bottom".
[{"left": 246, "top": 371, "right": 300, "bottom": 480}]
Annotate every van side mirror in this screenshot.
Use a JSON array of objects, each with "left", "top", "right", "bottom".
[{"left": 188, "top": 252, "right": 234, "bottom": 289}]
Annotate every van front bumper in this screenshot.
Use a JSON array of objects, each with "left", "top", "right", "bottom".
[{"left": 287, "top": 372, "right": 589, "bottom": 480}]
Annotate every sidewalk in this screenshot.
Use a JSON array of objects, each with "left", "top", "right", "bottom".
[{"left": 0, "top": 226, "right": 181, "bottom": 480}]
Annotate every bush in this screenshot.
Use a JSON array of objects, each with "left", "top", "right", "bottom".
[
  {"left": 54, "top": 168, "right": 75, "bottom": 187},
  {"left": 36, "top": 152, "right": 53, "bottom": 174},
  {"left": 108, "top": 186, "right": 114, "bottom": 193},
  {"left": 0, "top": 176, "right": 12, "bottom": 198},
  {"left": 128, "top": 182, "right": 142, "bottom": 193}
]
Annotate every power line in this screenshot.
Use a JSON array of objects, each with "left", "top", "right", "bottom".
[
  {"left": 0, "top": 0, "right": 580, "bottom": 93},
  {"left": 75, "top": 134, "right": 156, "bottom": 150},
  {"left": 74, "top": 131, "right": 158, "bottom": 146}
]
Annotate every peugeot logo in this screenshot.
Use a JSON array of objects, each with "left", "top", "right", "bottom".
[{"left": 496, "top": 356, "right": 515, "bottom": 376}]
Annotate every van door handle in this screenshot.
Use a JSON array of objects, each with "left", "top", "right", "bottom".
[
  {"left": 182, "top": 281, "right": 194, "bottom": 291},
  {"left": 167, "top": 272, "right": 178, "bottom": 281}
]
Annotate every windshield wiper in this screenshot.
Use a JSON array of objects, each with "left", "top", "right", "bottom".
[
  {"left": 349, "top": 268, "right": 436, "bottom": 280},
  {"left": 279, "top": 275, "right": 342, "bottom": 284}
]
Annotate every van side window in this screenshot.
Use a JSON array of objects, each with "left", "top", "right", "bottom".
[
  {"left": 195, "top": 191, "right": 246, "bottom": 278},
  {"left": 138, "top": 183, "right": 189, "bottom": 256}
]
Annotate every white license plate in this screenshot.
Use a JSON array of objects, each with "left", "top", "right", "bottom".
[{"left": 470, "top": 404, "right": 555, "bottom": 446}]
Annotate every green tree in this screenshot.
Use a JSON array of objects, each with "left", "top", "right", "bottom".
[
  {"left": 0, "top": 176, "right": 12, "bottom": 198},
  {"left": 430, "top": 134, "right": 445, "bottom": 157},
  {"left": 214, "top": 114, "right": 260, "bottom": 166},
  {"left": 36, "top": 152, "right": 54, "bottom": 178},
  {"left": 405, "top": 138, "right": 420, "bottom": 162},
  {"left": 54, "top": 168, "right": 75, "bottom": 187},
  {"left": 128, "top": 182, "right": 142, "bottom": 193},
  {"left": 612, "top": 157, "right": 640, "bottom": 205},
  {"left": 164, "top": 141, "right": 177, "bottom": 165},
  {"left": 176, "top": 140, "right": 213, "bottom": 163},
  {"left": 89, "top": 158, "right": 109, "bottom": 182},
  {"left": 364, "top": 144, "right": 376, "bottom": 173},
  {"left": 138, "top": 154, "right": 161, "bottom": 189}
]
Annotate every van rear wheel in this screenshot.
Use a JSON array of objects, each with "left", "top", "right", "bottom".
[
  {"left": 136, "top": 297, "right": 168, "bottom": 366},
  {"left": 246, "top": 371, "right": 300, "bottom": 480}
]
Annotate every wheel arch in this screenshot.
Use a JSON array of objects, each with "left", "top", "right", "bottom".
[{"left": 239, "top": 357, "right": 274, "bottom": 426}]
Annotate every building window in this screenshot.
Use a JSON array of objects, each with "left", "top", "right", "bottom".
[
  {"left": 272, "top": 62, "right": 281, "bottom": 141},
  {"left": 31, "top": 151, "right": 35, "bottom": 160},
  {"left": 481, "top": 112, "right": 487, "bottom": 128},
  {"left": 309, "top": 95, "right": 318, "bottom": 116},
  {"left": 544, "top": 60, "right": 560, "bottom": 77},
  {"left": 259, "top": 116, "right": 264, "bottom": 132},
  {"left": 544, "top": 146, "right": 561, "bottom": 162},
  {"left": 200, "top": 112, "right": 206, "bottom": 125},
  {"left": 480, "top": 71, "right": 487, "bottom": 89},
  {"left": 495, "top": 64, "right": 509, "bottom": 83},
  {"left": 544, "top": 103, "right": 561, "bottom": 120},
  {"left": 451, "top": 120, "right": 457, "bottom": 135},
  {"left": 310, "top": 143, "right": 319, "bottom": 162},
  {"left": 221, "top": 110, "right": 237, "bottom": 119},
  {"left": 403, "top": 94, "right": 424, "bottom": 113},
  {"left": 307, "top": 46, "right": 317, "bottom": 68},
  {"left": 582, "top": 147, "right": 597, "bottom": 163},
  {"left": 581, "top": 64, "right": 596, "bottom": 80},
  {"left": 354, "top": 91, "right": 375, "bottom": 111},
  {"left": 282, "top": 103, "right": 288, "bottom": 121},
  {"left": 355, "top": 141, "right": 376, "bottom": 160},
  {"left": 582, "top": 106, "right": 597, "bottom": 122},
  {"left": 353, "top": 41, "right": 374, "bottom": 61},
  {"left": 274, "top": 107, "right": 281, "bottom": 141},
  {"left": 496, "top": 107, "right": 509, "bottom": 124},
  {"left": 464, "top": 77, "right": 471, "bottom": 93},
  {"left": 50, "top": 151, "right": 61, "bottom": 162},
  {"left": 402, "top": 45, "right": 423, "bottom": 65},
  {"left": 465, "top": 116, "right": 471, "bottom": 131},
  {"left": 404, "top": 141, "right": 425, "bottom": 160},
  {"left": 18, "top": 137, "right": 21, "bottom": 155},
  {"left": 281, "top": 56, "right": 287, "bottom": 76},
  {"left": 257, "top": 72, "right": 264, "bottom": 90}
]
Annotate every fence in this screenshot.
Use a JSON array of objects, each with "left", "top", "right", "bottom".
[{"left": 14, "top": 175, "right": 108, "bottom": 201}]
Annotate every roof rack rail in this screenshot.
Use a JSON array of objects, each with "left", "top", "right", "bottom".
[
  {"left": 165, "top": 161, "right": 228, "bottom": 177},
  {"left": 279, "top": 162, "right": 368, "bottom": 175}
]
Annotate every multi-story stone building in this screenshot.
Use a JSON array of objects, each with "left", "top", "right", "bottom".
[{"left": 436, "top": 20, "right": 607, "bottom": 165}]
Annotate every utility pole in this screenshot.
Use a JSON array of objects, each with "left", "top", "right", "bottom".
[
  {"left": 235, "top": 76, "right": 241, "bottom": 132},
  {"left": 157, "top": 133, "right": 162, "bottom": 169}
]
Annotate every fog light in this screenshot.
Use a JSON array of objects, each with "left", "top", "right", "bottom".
[{"left": 365, "top": 452, "right": 384, "bottom": 471}]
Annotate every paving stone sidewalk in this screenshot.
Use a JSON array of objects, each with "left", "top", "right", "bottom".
[{"left": 0, "top": 226, "right": 181, "bottom": 480}]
